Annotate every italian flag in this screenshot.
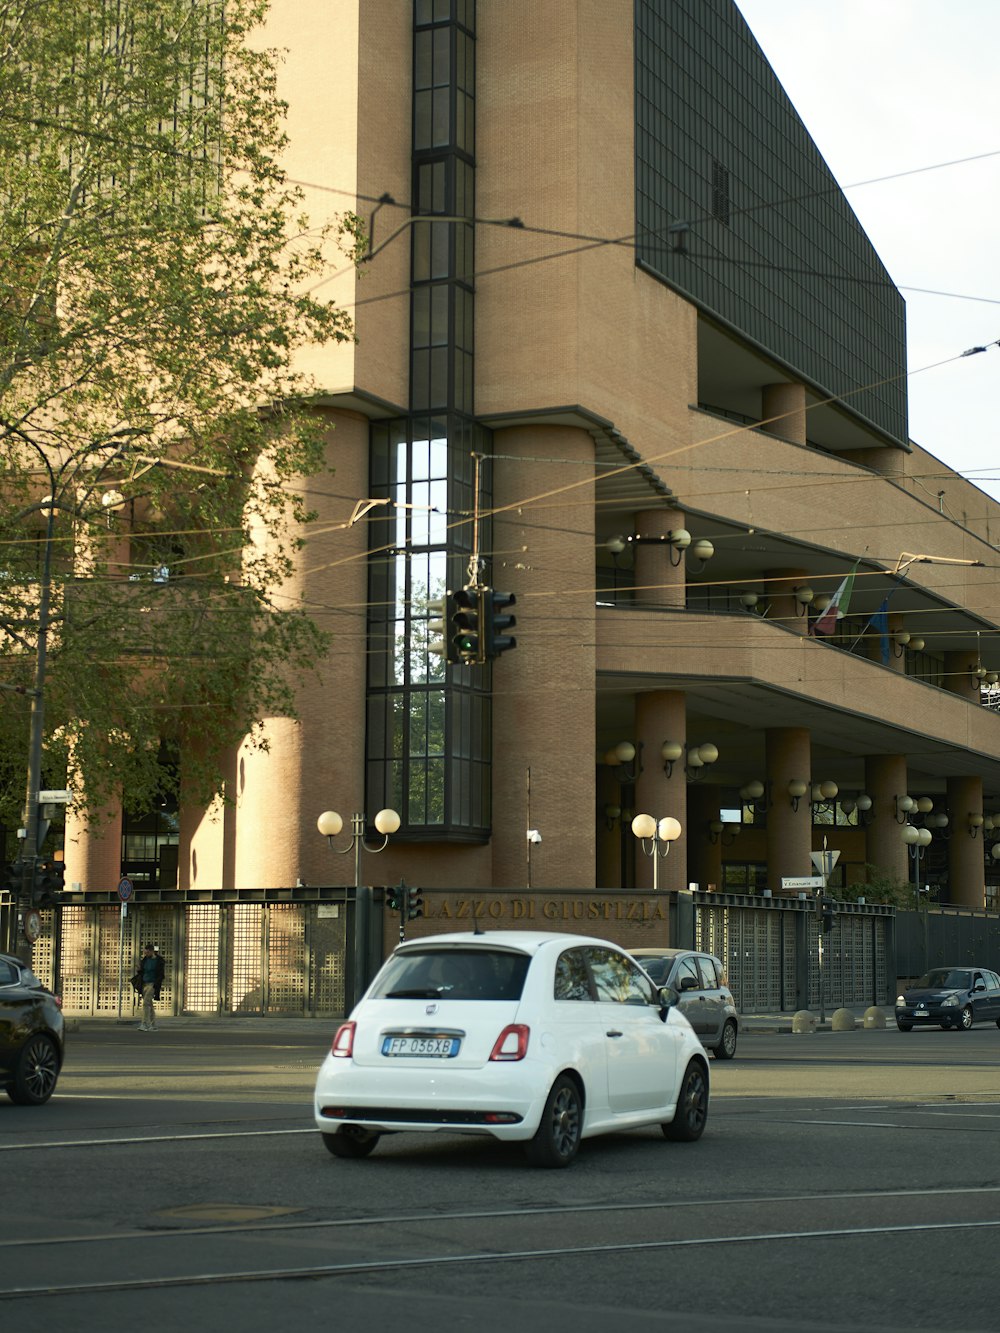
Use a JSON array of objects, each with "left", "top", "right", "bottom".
[{"left": 811, "top": 561, "right": 859, "bottom": 636}]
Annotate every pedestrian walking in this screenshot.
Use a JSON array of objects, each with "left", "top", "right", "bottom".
[{"left": 133, "top": 942, "right": 165, "bottom": 1031}]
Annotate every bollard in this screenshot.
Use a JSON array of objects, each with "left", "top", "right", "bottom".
[
  {"left": 863, "top": 1006, "right": 886, "bottom": 1030},
  {"left": 831, "top": 1007, "right": 856, "bottom": 1031},
  {"left": 791, "top": 1009, "right": 816, "bottom": 1033}
]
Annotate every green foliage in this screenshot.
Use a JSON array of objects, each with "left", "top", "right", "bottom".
[
  {"left": 842, "top": 864, "right": 913, "bottom": 909},
  {"left": 0, "top": 0, "right": 355, "bottom": 824}
]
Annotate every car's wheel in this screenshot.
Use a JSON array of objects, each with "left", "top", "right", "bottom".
[
  {"left": 524, "top": 1074, "right": 582, "bottom": 1168},
  {"left": 7, "top": 1034, "right": 60, "bottom": 1106},
  {"left": 663, "top": 1060, "right": 709, "bottom": 1142},
  {"left": 896, "top": 1021, "right": 912, "bottom": 1032},
  {"left": 321, "top": 1126, "right": 380, "bottom": 1159},
  {"left": 957, "top": 1006, "right": 974, "bottom": 1031},
  {"left": 713, "top": 1019, "right": 738, "bottom": 1060}
]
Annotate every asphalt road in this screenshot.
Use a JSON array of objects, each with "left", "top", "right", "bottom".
[{"left": 4, "top": 1020, "right": 1000, "bottom": 1333}]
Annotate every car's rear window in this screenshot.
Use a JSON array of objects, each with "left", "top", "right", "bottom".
[{"left": 371, "top": 948, "right": 530, "bottom": 1001}]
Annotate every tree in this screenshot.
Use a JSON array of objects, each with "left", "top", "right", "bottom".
[{"left": 0, "top": 0, "right": 359, "bottom": 830}]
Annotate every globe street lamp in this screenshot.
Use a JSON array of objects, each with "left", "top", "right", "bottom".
[
  {"left": 317, "top": 807, "right": 400, "bottom": 1013},
  {"left": 630, "top": 813, "right": 682, "bottom": 892}
]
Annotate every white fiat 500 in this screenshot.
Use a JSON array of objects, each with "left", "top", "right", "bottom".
[{"left": 313, "top": 930, "right": 710, "bottom": 1167}]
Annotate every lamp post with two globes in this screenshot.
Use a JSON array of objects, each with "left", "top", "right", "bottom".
[
  {"left": 316, "top": 807, "right": 400, "bottom": 1012},
  {"left": 630, "top": 813, "right": 683, "bottom": 892}
]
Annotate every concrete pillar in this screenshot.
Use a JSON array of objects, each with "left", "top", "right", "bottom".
[
  {"left": 944, "top": 650, "right": 982, "bottom": 703},
  {"left": 235, "top": 409, "right": 370, "bottom": 891},
  {"left": 633, "top": 507, "right": 687, "bottom": 609},
  {"left": 63, "top": 803, "right": 123, "bottom": 893},
  {"left": 761, "top": 382, "right": 807, "bottom": 445},
  {"left": 687, "top": 783, "right": 722, "bottom": 893},
  {"left": 947, "top": 776, "right": 986, "bottom": 908},
  {"left": 179, "top": 743, "right": 238, "bottom": 892},
  {"left": 492, "top": 424, "right": 595, "bottom": 888},
  {"left": 765, "top": 568, "right": 812, "bottom": 632},
  {"left": 864, "top": 755, "right": 909, "bottom": 888},
  {"left": 765, "top": 727, "right": 812, "bottom": 890},
  {"left": 633, "top": 691, "right": 687, "bottom": 892}
]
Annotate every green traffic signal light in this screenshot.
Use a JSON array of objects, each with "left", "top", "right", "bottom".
[{"left": 452, "top": 587, "right": 480, "bottom": 663}]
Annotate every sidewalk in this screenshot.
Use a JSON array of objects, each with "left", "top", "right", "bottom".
[{"left": 66, "top": 1005, "right": 890, "bottom": 1036}]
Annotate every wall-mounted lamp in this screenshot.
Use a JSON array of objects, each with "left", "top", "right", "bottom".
[
  {"left": 739, "top": 779, "right": 771, "bottom": 814},
  {"left": 968, "top": 813, "right": 984, "bottom": 839},
  {"left": 685, "top": 742, "right": 719, "bottom": 781},
  {"left": 661, "top": 740, "right": 683, "bottom": 777},
  {"left": 811, "top": 780, "right": 839, "bottom": 806},
  {"left": 892, "top": 631, "right": 910, "bottom": 659},
  {"left": 666, "top": 529, "right": 691, "bottom": 566},
  {"left": 909, "top": 638, "right": 925, "bottom": 653},
  {"left": 605, "top": 740, "right": 641, "bottom": 782},
  {"left": 788, "top": 779, "right": 808, "bottom": 811},
  {"left": 915, "top": 796, "right": 934, "bottom": 816},
  {"left": 972, "top": 664, "right": 988, "bottom": 682},
  {"left": 895, "top": 794, "right": 915, "bottom": 823},
  {"left": 690, "top": 538, "right": 715, "bottom": 569},
  {"left": 812, "top": 593, "right": 831, "bottom": 614},
  {"left": 603, "top": 803, "right": 622, "bottom": 830},
  {"left": 989, "top": 842, "right": 1000, "bottom": 863},
  {"left": 739, "top": 591, "right": 760, "bottom": 611},
  {"left": 794, "top": 586, "right": 814, "bottom": 614},
  {"left": 605, "top": 535, "right": 627, "bottom": 557},
  {"left": 839, "top": 793, "right": 874, "bottom": 825},
  {"left": 631, "top": 813, "right": 683, "bottom": 891},
  {"left": 707, "top": 819, "right": 741, "bottom": 846}
]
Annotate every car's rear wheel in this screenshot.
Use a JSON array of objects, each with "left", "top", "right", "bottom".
[
  {"left": 524, "top": 1074, "right": 582, "bottom": 1168},
  {"left": 896, "top": 1021, "right": 912, "bottom": 1032},
  {"left": 322, "top": 1126, "right": 380, "bottom": 1159},
  {"left": 8, "top": 1034, "right": 60, "bottom": 1105},
  {"left": 714, "top": 1019, "right": 738, "bottom": 1060},
  {"left": 957, "top": 1005, "right": 974, "bottom": 1031},
  {"left": 663, "top": 1060, "right": 709, "bottom": 1142}
]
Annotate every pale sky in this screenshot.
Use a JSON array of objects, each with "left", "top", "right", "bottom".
[{"left": 734, "top": 0, "right": 1000, "bottom": 501}]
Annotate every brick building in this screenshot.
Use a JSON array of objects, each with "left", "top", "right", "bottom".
[{"left": 62, "top": 0, "right": 1000, "bottom": 939}]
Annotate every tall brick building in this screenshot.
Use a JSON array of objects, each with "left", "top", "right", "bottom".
[{"left": 66, "top": 0, "right": 1000, "bottom": 930}]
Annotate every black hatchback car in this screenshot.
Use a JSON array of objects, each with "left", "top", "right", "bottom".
[
  {"left": 0, "top": 953, "right": 64, "bottom": 1104},
  {"left": 895, "top": 966, "right": 1000, "bottom": 1032}
]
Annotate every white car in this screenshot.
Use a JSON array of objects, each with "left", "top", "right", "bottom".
[{"left": 313, "top": 930, "right": 710, "bottom": 1167}]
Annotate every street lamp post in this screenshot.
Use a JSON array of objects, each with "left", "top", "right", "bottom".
[
  {"left": 630, "top": 813, "right": 682, "bottom": 893},
  {"left": 317, "top": 807, "right": 400, "bottom": 1012},
  {"left": 903, "top": 824, "right": 932, "bottom": 972}
]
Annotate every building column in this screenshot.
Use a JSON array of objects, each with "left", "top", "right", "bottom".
[
  {"left": 634, "top": 507, "right": 687, "bottom": 609},
  {"left": 864, "top": 755, "right": 909, "bottom": 888},
  {"left": 492, "top": 424, "right": 596, "bottom": 888},
  {"left": 765, "top": 568, "right": 812, "bottom": 631},
  {"left": 766, "top": 727, "right": 812, "bottom": 890},
  {"left": 943, "top": 651, "right": 981, "bottom": 703},
  {"left": 179, "top": 742, "right": 238, "bottom": 892},
  {"left": 633, "top": 690, "right": 687, "bottom": 893},
  {"left": 63, "top": 802, "right": 123, "bottom": 893},
  {"left": 687, "top": 782, "right": 723, "bottom": 893},
  {"left": 761, "top": 382, "right": 807, "bottom": 445},
  {"left": 947, "top": 776, "right": 986, "bottom": 908},
  {"left": 235, "top": 408, "right": 370, "bottom": 891}
]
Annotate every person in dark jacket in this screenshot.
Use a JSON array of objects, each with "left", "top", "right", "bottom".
[{"left": 134, "top": 943, "right": 165, "bottom": 1031}]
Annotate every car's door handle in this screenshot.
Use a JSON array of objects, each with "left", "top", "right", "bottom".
[{"left": 606, "top": 1029, "right": 623, "bottom": 1038}]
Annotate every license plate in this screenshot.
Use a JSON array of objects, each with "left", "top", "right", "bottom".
[{"left": 382, "top": 1035, "right": 460, "bottom": 1058}]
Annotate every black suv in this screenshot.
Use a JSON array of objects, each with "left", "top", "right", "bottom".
[{"left": 0, "top": 953, "right": 65, "bottom": 1104}]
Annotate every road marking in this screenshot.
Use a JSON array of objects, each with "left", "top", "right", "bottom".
[{"left": 0, "top": 1128, "right": 314, "bottom": 1152}]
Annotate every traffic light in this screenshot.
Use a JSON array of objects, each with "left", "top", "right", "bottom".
[
  {"left": 482, "top": 589, "right": 517, "bottom": 661},
  {"left": 820, "top": 896, "right": 835, "bottom": 934},
  {"left": 427, "top": 592, "right": 457, "bottom": 664},
  {"left": 385, "top": 884, "right": 402, "bottom": 912},
  {"left": 2, "top": 860, "right": 22, "bottom": 897},
  {"left": 33, "top": 858, "right": 64, "bottom": 909},
  {"left": 451, "top": 587, "right": 480, "bottom": 664},
  {"left": 407, "top": 886, "right": 424, "bottom": 920}
]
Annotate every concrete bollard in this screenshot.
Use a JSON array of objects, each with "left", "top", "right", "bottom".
[
  {"left": 863, "top": 1006, "right": 887, "bottom": 1029},
  {"left": 791, "top": 1009, "right": 817, "bottom": 1033},
  {"left": 831, "top": 1007, "right": 856, "bottom": 1031}
]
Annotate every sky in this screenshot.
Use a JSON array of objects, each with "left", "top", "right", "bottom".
[{"left": 734, "top": 0, "right": 1000, "bottom": 501}]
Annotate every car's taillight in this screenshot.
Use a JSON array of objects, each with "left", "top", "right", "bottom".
[
  {"left": 489, "top": 1024, "right": 529, "bottom": 1061},
  {"left": 331, "top": 1021, "right": 356, "bottom": 1058}
]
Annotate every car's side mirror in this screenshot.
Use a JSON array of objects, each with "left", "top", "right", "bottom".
[
  {"left": 658, "top": 985, "right": 680, "bottom": 1019},
  {"left": 679, "top": 976, "right": 699, "bottom": 991}
]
